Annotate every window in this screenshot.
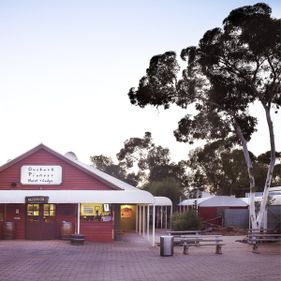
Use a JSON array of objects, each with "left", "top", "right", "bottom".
[
  {"left": 27, "top": 204, "right": 56, "bottom": 217},
  {"left": 27, "top": 204, "right": 39, "bottom": 216},
  {"left": 44, "top": 204, "right": 56, "bottom": 216}
]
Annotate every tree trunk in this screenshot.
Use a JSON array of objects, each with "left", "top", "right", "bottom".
[
  {"left": 256, "top": 106, "right": 276, "bottom": 228},
  {"left": 235, "top": 122, "right": 258, "bottom": 229}
]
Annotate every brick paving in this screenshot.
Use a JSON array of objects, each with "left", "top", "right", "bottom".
[{"left": 0, "top": 234, "right": 280, "bottom": 281}]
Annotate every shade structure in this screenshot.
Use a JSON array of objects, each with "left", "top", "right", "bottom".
[
  {"left": 0, "top": 189, "right": 155, "bottom": 204},
  {"left": 154, "top": 196, "right": 172, "bottom": 206}
]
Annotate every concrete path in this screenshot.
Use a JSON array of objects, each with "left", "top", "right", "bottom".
[{"left": 0, "top": 234, "right": 280, "bottom": 281}]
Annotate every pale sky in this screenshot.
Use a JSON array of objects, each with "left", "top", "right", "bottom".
[{"left": 0, "top": 0, "right": 280, "bottom": 165}]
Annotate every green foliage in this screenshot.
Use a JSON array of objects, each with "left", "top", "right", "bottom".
[
  {"left": 144, "top": 177, "right": 184, "bottom": 207},
  {"left": 90, "top": 132, "right": 189, "bottom": 189},
  {"left": 116, "top": 132, "right": 189, "bottom": 187},
  {"left": 171, "top": 210, "right": 202, "bottom": 231},
  {"left": 187, "top": 142, "right": 281, "bottom": 197},
  {"left": 128, "top": 3, "right": 280, "bottom": 201},
  {"left": 90, "top": 154, "right": 139, "bottom": 186},
  {"left": 128, "top": 52, "right": 179, "bottom": 109}
]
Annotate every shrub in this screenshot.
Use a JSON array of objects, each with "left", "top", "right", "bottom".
[{"left": 172, "top": 210, "right": 202, "bottom": 231}]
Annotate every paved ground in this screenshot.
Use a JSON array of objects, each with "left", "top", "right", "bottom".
[{"left": 0, "top": 234, "right": 280, "bottom": 281}]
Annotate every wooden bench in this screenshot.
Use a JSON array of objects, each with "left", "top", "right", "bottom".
[
  {"left": 167, "top": 230, "right": 202, "bottom": 236},
  {"left": 169, "top": 234, "right": 224, "bottom": 255},
  {"left": 182, "top": 235, "right": 224, "bottom": 255},
  {"left": 247, "top": 232, "right": 281, "bottom": 253}
]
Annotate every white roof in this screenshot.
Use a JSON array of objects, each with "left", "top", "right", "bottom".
[
  {"left": 0, "top": 190, "right": 155, "bottom": 204},
  {"left": 179, "top": 196, "right": 248, "bottom": 207},
  {"left": 178, "top": 197, "right": 213, "bottom": 206},
  {"left": 0, "top": 190, "right": 176, "bottom": 205},
  {"left": 154, "top": 196, "right": 172, "bottom": 206},
  {"left": 199, "top": 196, "right": 248, "bottom": 207},
  {"left": 240, "top": 195, "right": 281, "bottom": 206},
  {"left": 0, "top": 145, "right": 174, "bottom": 205}
]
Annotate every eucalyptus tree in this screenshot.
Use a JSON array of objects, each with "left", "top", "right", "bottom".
[
  {"left": 188, "top": 143, "right": 281, "bottom": 197},
  {"left": 117, "top": 132, "right": 189, "bottom": 188},
  {"left": 128, "top": 3, "right": 280, "bottom": 229},
  {"left": 143, "top": 177, "right": 184, "bottom": 207},
  {"left": 90, "top": 155, "right": 138, "bottom": 185},
  {"left": 90, "top": 132, "right": 189, "bottom": 189}
]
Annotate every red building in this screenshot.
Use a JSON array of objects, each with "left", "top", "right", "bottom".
[{"left": 0, "top": 144, "right": 157, "bottom": 243}]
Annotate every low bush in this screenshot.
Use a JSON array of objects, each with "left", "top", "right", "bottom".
[{"left": 172, "top": 210, "right": 202, "bottom": 231}]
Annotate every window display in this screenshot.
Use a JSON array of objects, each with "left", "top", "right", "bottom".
[{"left": 81, "top": 203, "right": 112, "bottom": 222}]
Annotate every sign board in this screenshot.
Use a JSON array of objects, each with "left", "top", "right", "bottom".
[
  {"left": 21, "top": 165, "right": 62, "bottom": 185},
  {"left": 25, "top": 196, "right": 49, "bottom": 204}
]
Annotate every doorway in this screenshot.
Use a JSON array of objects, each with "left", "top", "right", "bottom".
[{"left": 26, "top": 203, "right": 58, "bottom": 240}]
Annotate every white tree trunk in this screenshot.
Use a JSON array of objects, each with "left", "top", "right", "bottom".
[
  {"left": 235, "top": 123, "right": 258, "bottom": 229},
  {"left": 256, "top": 106, "right": 276, "bottom": 228}
]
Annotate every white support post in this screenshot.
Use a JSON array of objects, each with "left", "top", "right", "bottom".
[
  {"left": 152, "top": 204, "right": 156, "bottom": 246},
  {"left": 160, "top": 206, "right": 163, "bottom": 229},
  {"left": 142, "top": 204, "right": 145, "bottom": 236},
  {"left": 139, "top": 205, "right": 142, "bottom": 235},
  {"left": 77, "top": 203, "right": 80, "bottom": 234},
  {"left": 135, "top": 204, "right": 138, "bottom": 233},
  {"left": 147, "top": 205, "right": 150, "bottom": 240},
  {"left": 170, "top": 206, "right": 173, "bottom": 230},
  {"left": 262, "top": 209, "right": 268, "bottom": 231},
  {"left": 165, "top": 206, "right": 168, "bottom": 230}
]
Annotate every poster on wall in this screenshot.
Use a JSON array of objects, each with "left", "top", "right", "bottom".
[
  {"left": 20, "top": 165, "right": 62, "bottom": 185},
  {"left": 121, "top": 206, "right": 133, "bottom": 218}
]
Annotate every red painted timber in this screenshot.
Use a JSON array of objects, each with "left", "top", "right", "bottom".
[
  {"left": 80, "top": 221, "right": 113, "bottom": 242},
  {"left": 1, "top": 204, "right": 25, "bottom": 239},
  {"left": 0, "top": 149, "right": 114, "bottom": 190}
]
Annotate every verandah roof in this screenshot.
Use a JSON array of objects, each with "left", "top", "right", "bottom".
[
  {"left": 0, "top": 189, "right": 155, "bottom": 204},
  {"left": 0, "top": 144, "right": 173, "bottom": 206}
]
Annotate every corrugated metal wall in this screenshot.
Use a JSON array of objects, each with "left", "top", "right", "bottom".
[
  {"left": 223, "top": 209, "right": 249, "bottom": 228},
  {"left": 267, "top": 206, "right": 281, "bottom": 232}
]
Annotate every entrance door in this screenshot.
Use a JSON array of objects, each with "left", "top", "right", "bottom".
[{"left": 26, "top": 204, "right": 58, "bottom": 240}]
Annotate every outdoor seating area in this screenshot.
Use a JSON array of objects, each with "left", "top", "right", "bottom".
[
  {"left": 247, "top": 230, "right": 281, "bottom": 253},
  {"left": 181, "top": 236, "right": 224, "bottom": 255},
  {"left": 166, "top": 230, "right": 224, "bottom": 255}
]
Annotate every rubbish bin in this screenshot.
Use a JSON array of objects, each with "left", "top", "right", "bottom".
[{"left": 160, "top": 235, "right": 174, "bottom": 256}]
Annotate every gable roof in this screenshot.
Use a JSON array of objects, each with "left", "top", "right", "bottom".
[
  {"left": 199, "top": 196, "right": 248, "bottom": 207},
  {"left": 0, "top": 144, "right": 176, "bottom": 205},
  {"left": 178, "top": 197, "right": 213, "bottom": 206},
  {"left": 0, "top": 143, "right": 132, "bottom": 191},
  {"left": 179, "top": 195, "right": 248, "bottom": 207}
]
